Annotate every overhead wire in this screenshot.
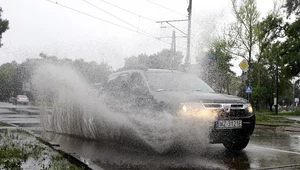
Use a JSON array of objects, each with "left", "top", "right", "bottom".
[
  {"left": 97, "top": 0, "right": 156, "bottom": 22},
  {"left": 80, "top": 0, "right": 156, "bottom": 39},
  {"left": 45, "top": 0, "right": 145, "bottom": 36},
  {"left": 44, "top": 0, "right": 186, "bottom": 50},
  {"left": 145, "top": 0, "right": 187, "bottom": 17}
]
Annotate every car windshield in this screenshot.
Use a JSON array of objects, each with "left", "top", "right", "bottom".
[{"left": 147, "top": 71, "right": 215, "bottom": 92}]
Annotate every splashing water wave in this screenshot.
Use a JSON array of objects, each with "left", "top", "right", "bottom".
[{"left": 32, "top": 63, "right": 217, "bottom": 153}]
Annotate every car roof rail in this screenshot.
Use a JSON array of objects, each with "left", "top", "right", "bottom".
[{"left": 115, "top": 66, "right": 148, "bottom": 72}]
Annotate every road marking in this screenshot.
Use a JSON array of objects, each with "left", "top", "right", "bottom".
[{"left": 253, "top": 146, "right": 300, "bottom": 155}]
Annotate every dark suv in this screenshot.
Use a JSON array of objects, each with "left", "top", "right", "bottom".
[{"left": 104, "top": 68, "right": 255, "bottom": 151}]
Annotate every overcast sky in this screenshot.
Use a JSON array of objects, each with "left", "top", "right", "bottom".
[{"left": 0, "top": 0, "right": 276, "bottom": 75}]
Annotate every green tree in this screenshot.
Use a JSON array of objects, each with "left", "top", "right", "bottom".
[
  {"left": 256, "top": 13, "right": 300, "bottom": 110},
  {"left": 0, "top": 62, "right": 18, "bottom": 101},
  {"left": 227, "top": 0, "right": 260, "bottom": 87},
  {"left": 281, "top": 19, "right": 300, "bottom": 77},
  {"left": 284, "top": 0, "right": 300, "bottom": 17},
  {"left": 0, "top": 7, "right": 9, "bottom": 48},
  {"left": 202, "top": 39, "right": 235, "bottom": 94},
  {"left": 124, "top": 49, "right": 184, "bottom": 70},
  {"left": 255, "top": 14, "right": 285, "bottom": 110},
  {"left": 73, "top": 59, "right": 112, "bottom": 84}
]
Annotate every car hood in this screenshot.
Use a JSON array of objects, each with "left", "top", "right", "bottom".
[{"left": 152, "top": 91, "right": 248, "bottom": 106}]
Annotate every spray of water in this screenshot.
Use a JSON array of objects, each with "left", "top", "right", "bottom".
[{"left": 32, "top": 63, "right": 217, "bottom": 153}]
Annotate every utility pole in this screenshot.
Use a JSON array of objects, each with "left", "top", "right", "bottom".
[
  {"left": 185, "top": 0, "right": 192, "bottom": 66},
  {"left": 275, "top": 58, "right": 279, "bottom": 115},
  {"left": 171, "top": 30, "right": 176, "bottom": 53},
  {"left": 170, "top": 30, "right": 176, "bottom": 69},
  {"left": 156, "top": 1, "right": 192, "bottom": 69}
]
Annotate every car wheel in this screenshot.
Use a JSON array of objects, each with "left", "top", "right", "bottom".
[{"left": 223, "top": 138, "right": 249, "bottom": 151}]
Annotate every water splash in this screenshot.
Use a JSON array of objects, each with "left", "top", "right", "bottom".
[{"left": 32, "top": 63, "right": 217, "bottom": 153}]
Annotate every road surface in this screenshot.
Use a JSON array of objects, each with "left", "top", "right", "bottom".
[{"left": 1, "top": 102, "right": 300, "bottom": 170}]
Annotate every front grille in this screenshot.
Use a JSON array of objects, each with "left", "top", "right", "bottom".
[
  {"left": 202, "top": 103, "right": 248, "bottom": 118},
  {"left": 231, "top": 104, "right": 244, "bottom": 109},
  {"left": 203, "top": 103, "right": 222, "bottom": 108},
  {"left": 218, "top": 109, "right": 247, "bottom": 118}
]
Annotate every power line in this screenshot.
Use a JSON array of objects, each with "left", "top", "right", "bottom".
[
  {"left": 97, "top": 0, "right": 156, "bottom": 22},
  {"left": 81, "top": 0, "right": 155, "bottom": 38},
  {"left": 44, "top": 0, "right": 185, "bottom": 49},
  {"left": 145, "top": 0, "right": 187, "bottom": 17},
  {"left": 45, "top": 0, "right": 143, "bottom": 35}
]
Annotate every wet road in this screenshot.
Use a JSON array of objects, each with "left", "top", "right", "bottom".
[{"left": 1, "top": 102, "right": 300, "bottom": 170}]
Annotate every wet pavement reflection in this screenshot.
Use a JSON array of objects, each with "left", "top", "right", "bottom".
[{"left": 41, "top": 131, "right": 251, "bottom": 170}]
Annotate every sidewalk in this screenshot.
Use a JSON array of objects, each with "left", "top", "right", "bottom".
[
  {"left": 285, "top": 116, "right": 300, "bottom": 121},
  {"left": 256, "top": 115, "right": 300, "bottom": 133}
]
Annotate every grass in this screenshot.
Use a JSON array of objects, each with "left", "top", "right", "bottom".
[
  {"left": 0, "top": 128, "right": 85, "bottom": 170},
  {"left": 277, "top": 110, "right": 300, "bottom": 116},
  {"left": 0, "top": 122, "right": 13, "bottom": 127},
  {"left": 255, "top": 110, "right": 300, "bottom": 126}
]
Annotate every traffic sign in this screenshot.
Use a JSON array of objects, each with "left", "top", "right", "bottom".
[
  {"left": 245, "top": 86, "right": 252, "bottom": 93},
  {"left": 239, "top": 59, "right": 249, "bottom": 72},
  {"left": 295, "top": 98, "right": 299, "bottom": 103}
]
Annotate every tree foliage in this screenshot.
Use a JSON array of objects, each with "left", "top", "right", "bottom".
[
  {"left": 0, "top": 54, "right": 113, "bottom": 101},
  {"left": 281, "top": 19, "right": 300, "bottom": 77},
  {"left": 0, "top": 7, "right": 9, "bottom": 48},
  {"left": 228, "top": 0, "right": 260, "bottom": 61},
  {"left": 284, "top": 0, "right": 300, "bottom": 17},
  {"left": 253, "top": 13, "right": 300, "bottom": 109},
  {"left": 200, "top": 39, "right": 235, "bottom": 94},
  {"left": 0, "top": 62, "right": 18, "bottom": 101},
  {"left": 124, "top": 49, "right": 184, "bottom": 70}
]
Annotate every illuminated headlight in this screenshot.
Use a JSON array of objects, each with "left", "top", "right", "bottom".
[
  {"left": 182, "top": 105, "right": 188, "bottom": 112},
  {"left": 245, "top": 104, "right": 254, "bottom": 115},
  {"left": 180, "top": 103, "right": 217, "bottom": 118},
  {"left": 181, "top": 103, "right": 205, "bottom": 113}
]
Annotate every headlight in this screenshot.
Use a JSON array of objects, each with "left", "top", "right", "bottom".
[
  {"left": 181, "top": 103, "right": 204, "bottom": 113},
  {"left": 245, "top": 104, "right": 254, "bottom": 115},
  {"left": 180, "top": 103, "right": 217, "bottom": 118}
]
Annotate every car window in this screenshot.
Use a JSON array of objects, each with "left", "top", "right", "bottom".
[
  {"left": 106, "top": 73, "right": 131, "bottom": 96},
  {"left": 147, "top": 72, "right": 215, "bottom": 93},
  {"left": 130, "top": 72, "right": 149, "bottom": 94}
]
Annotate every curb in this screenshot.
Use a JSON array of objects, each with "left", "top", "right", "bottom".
[{"left": 0, "top": 121, "right": 104, "bottom": 170}]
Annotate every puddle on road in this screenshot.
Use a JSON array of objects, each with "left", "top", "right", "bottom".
[
  {"left": 251, "top": 129, "right": 300, "bottom": 153},
  {"left": 41, "top": 131, "right": 248, "bottom": 170},
  {"left": 32, "top": 63, "right": 217, "bottom": 153}
]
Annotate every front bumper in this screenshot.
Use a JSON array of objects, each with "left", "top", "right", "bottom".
[{"left": 209, "top": 114, "right": 256, "bottom": 143}]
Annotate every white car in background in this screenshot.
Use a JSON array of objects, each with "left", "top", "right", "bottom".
[{"left": 14, "top": 95, "right": 29, "bottom": 105}]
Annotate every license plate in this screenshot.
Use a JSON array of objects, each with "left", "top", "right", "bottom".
[{"left": 216, "top": 120, "right": 242, "bottom": 129}]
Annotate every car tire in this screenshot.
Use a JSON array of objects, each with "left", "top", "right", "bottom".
[{"left": 223, "top": 138, "right": 249, "bottom": 151}]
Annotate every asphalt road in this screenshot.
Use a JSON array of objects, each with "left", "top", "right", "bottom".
[{"left": 1, "top": 102, "right": 300, "bottom": 170}]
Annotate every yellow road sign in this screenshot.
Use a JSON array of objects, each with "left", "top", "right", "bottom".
[{"left": 239, "top": 59, "right": 249, "bottom": 72}]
